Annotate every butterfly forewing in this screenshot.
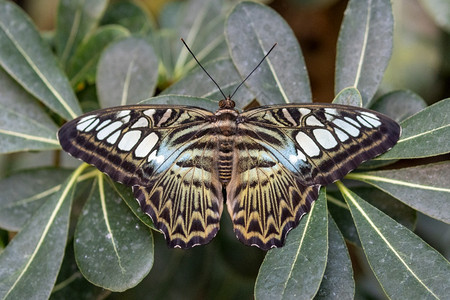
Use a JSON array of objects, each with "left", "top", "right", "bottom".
[
  {"left": 239, "top": 103, "right": 401, "bottom": 186},
  {"left": 58, "top": 105, "right": 224, "bottom": 248}
]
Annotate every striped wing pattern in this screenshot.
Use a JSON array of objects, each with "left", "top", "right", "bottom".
[
  {"left": 58, "top": 102, "right": 400, "bottom": 250},
  {"left": 226, "top": 104, "right": 400, "bottom": 249},
  {"left": 58, "top": 105, "right": 223, "bottom": 248}
]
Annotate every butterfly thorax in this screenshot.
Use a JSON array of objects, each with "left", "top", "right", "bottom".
[{"left": 213, "top": 106, "right": 239, "bottom": 185}]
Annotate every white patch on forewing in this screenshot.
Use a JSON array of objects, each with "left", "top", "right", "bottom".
[
  {"left": 106, "top": 131, "right": 121, "bottom": 144},
  {"left": 157, "top": 109, "right": 172, "bottom": 127},
  {"left": 295, "top": 131, "right": 321, "bottom": 157},
  {"left": 76, "top": 115, "right": 97, "bottom": 131},
  {"left": 334, "top": 128, "right": 349, "bottom": 142},
  {"left": 289, "top": 149, "right": 307, "bottom": 164},
  {"left": 324, "top": 108, "right": 338, "bottom": 121},
  {"left": 135, "top": 132, "right": 158, "bottom": 158},
  {"left": 313, "top": 129, "right": 338, "bottom": 149},
  {"left": 356, "top": 115, "right": 372, "bottom": 128},
  {"left": 306, "top": 116, "right": 324, "bottom": 127},
  {"left": 117, "top": 110, "right": 131, "bottom": 118},
  {"left": 282, "top": 108, "right": 297, "bottom": 126},
  {"left": 344, "top": 117, "right": 361, "bottom": 128},
  {"left": 148, "top": 149, "right": 165, "bottom": 164},
  {"left": 144, "top": 109, "right": 156, "bottom": 117},
  {"left": 131, "top": 117, "right": 149, "bottom": 128},
  {"left": 360, "top": 114, "right": 382, "bottom": 127},
  {"left": 97, "top": 121, "right": 123, "bottom": 140},
  {"left": 299, "top": 108, "right": 311, "bottom": 116},
  {"left": 332, "top": 119, "right": 360, "bottom": 137},
  {"left": 96, "top": 119, "right": 112, "bottom": 131},
  {"left": 118, "top": 130, "right": 142, "bottom": 151},
  {"left": 84, "top": 118, "right": 100, "bottom": 132}
]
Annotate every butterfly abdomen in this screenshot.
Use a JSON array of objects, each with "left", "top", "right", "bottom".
[{"left": 214, "top": 109, "right": 239, "bottom": 185}]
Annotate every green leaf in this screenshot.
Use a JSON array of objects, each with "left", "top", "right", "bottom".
[
  {"left": 101, "top": 1, "right": 155, "bottom": 34},
  {"left": 0, "top": 168, "right": 73, "bottom": 231},
  {"left": 110, "top": 181, "right": 155, "bottom": 230},
  {"left": 0, "top": 165, "right": 84, "bottom": 300},
  {"left": 419, "top": 0, "right": 450, "bottom": 32},
  {"left": 332, "top": 87, "right": 362, "bottom": 106},
  {"left": 74, "top": 174, "right": 153, "bottom": 292},
  {"left": 370, "top": 90, "right": 427, "bottom": 122},
  {"left": 140, "top": 95, "right": 219, "bottom": 112},
  {"left": 326, "top": 193, "right": 360, "bottom": 246},
  {"left": 337, "top": 182, "right": 450, "bottom": 299},
  {"left": 378, "top": 99, "right": 450, "bottom": 159},
  {"left": 0, "top": 1, "right": 81, "bottom": 120},
  {"left": 162, "top": 57, "right": 254, "bottom": 109},
  {"left": 255, "top": 189, "right": 328, "bottom": 300},
  {"left": 97, "top": 37, "right": 159, "bottom": 108},
  {"left": 347, "top": 162, "right": 450, "bottom": 224},
  {"left": 315, "top": 215, "right": 354, "bottom": 300},
  {"left": 226, "top": 1, "right": 311, "bottom": 106},
  {"left": 0, "top": 69, "right": 60, "bottom": 153},
  {"left": 335, "top": 0, "right": 393, "bottom": 107},
  {"left": 67, "top": 25, "right": 130, "bottom": 88},
  {"left": 55, "top": 0, "right": 108, "bottom": 68}
]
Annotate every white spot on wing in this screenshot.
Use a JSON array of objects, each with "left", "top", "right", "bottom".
[
  {"left": 118, "top": 130, "right": 142, "bottom": 151},
  {"left": 344, "top": 117, "right": 361, "bottom": 128},
  {"left": 131, "top": 117, "right": 149, "bottom": 128},
  {"left": 289, "top": 149, "right": 307, "bottom": 164},
  {"left": 135, "top": 132, "right": 158, "bottom": 158},
  {"left": 117, "top": 110, "right": 131, "bottom": 118},
  {"left": 148, "top": 149, "right": 165, "bottom": 164},
  {"left": 97, "top": 121, "right": 123, "bottom": 140},
  {"left": 106, "top": 131, "right": 120, "bottom": 144},
  {"left": 76, "top": 115, "right": 96, "bottom": 131},
  {"left": 96, "top": 119, "right": 112, "bottom": 130},
  {"left": 84, "top": 118, "right": 100, "bottom": 132},
  {"left": 356, "top": 115, "right": 372, "bottom": 127},
  {"left": 332, "top": 119, "right": 360, "bottom": 137},
  {"left": 295, "top": 131, "right": 321, "bottom": 157},
  {"left": 144, "top": 109, "right": 156, "bottom": 117},
  {"left": 157, "top": 109, "right": 172, "bottom": 127},
  {"left": 360, "top": 114, "right": 381, "bottom": 127},
  {"left": 299, "top": 108, "right": 311, "bottom": 116},
  {"left": 306, "top": 116, "right": 324, "bottom": 127},
  {"left": 313, "top": 129, "right": 338, "bottom": 149},
  {"left": 334, "top": 128, "right": 349, "bottom": 142}
]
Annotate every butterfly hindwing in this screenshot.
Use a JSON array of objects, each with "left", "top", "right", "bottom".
[
  {"left": 226, "top": 135, "right": 319, "bottom": 250},
  {"left": 239, "top": 103, "right": 401, "bottom": 186},
  {"left": 58, "top": 105, "right": 224, "bottom": 248}
]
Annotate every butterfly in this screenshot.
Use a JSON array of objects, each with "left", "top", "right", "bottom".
[{"left": 58, "top": 97, "right": 401, "bottom": 250}]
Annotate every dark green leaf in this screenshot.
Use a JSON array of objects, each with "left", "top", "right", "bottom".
[
  {"left": 67, "top": 25, "right": 130, "bottom": 88},
  {"left": 347, "top": 162, "right": 450, "bottom": 223},
  {"left": 0, "top": 69, "right": 60, "bottom": 153},
  {"left": 370, "top": 90, "right": 427, "bottom": 122},
  {"left": 378, "top": 99, "right": 450, "bottom": 159},
  {"left": 101, "top": 1, "right": 155, "bottom": 34},
  {"left": 332, "top": 87, "right": 362, "bottom": 106},
  {"left": 55, "top": 0, "right": 108, "bottom": 68},
  {"left": 255, "top": 189, "right": 328, "bottom": 300},
  {"left": 0, "top": 168, "right": 73, "bottom": 231},
  {"left": 0, "top": 165, "right": 83, "bottom": 299},
  {"left": 140, "top": 95, "right": 219, "bottom": 112},
  {"left": 338, "top": 182, "right": 450, "bottom": 299},
  {"left": 335, "top": 0, "right": 393, "bottom": 106},
  {"left": 315, "top": 215, "right": 354, "bottom": 300},
  {"left": 162, "top": 57, "right": 254, "bottom": 109},
  {"left": 97, "top": 37, "right": 159, "bottom": 107},
  {"left": 0, "top": 1, "right": 81, "bottom": 120},
  {"left": 74, "top": 174, "right": 153, "bottom": 292},
  {"left": 226, "top": 1, "right": 311, "bottom": 106},
  {"left": 326, "top": 193, "right": 360, "bottom": 246}
]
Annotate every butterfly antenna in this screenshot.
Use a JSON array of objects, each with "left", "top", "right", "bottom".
[
  {"left": 229, "top": 43, "right": 277, "bottom": 99},
  {"left": 181, "top": 38, "right": 227, "bottom": 99}
]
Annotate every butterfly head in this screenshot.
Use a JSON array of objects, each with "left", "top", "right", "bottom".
[{"left": 218, "top": 97, "right": 236, "bottom": 110}]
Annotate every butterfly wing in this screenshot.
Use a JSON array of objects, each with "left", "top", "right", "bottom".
[
  {"left": 227, "top": 103, "right": 400, "bottom": 249},
  {"left": 58, "top": 105, "right": 223, "bottom": 248}
]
